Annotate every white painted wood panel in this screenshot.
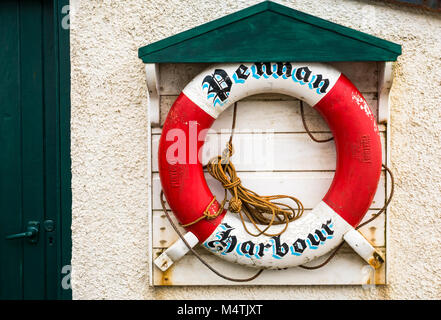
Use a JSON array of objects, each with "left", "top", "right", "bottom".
[
  {"left": 159, "top": 94, "right": 381, "bottom": 129},
  {"left": 151, "top": 132, "right": 386, "bottom": 172},
  {"left": 160, "top": 94, "right": 235, "bottom": 129},
  {"left": 159, "top": 63, "right": 207, "bottom": 95},
  {"left": 235, "top": 98, "right": 379, "bottom": 132},
  {"left": 330, "top": 62, "right": 378, "bottom": 93},
  {"left": 152, "top": 171, "right": 386, "bottom": 210},
  {"left": 149, "top": 61, "right": 388, "bottom": 286},
  {"left": 152, "top": 209, "right": 385, "bottom": 248}
]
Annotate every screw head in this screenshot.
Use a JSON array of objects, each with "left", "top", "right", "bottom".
[{"left": 44, "top": 220, "right": 55, "bottom": 232}]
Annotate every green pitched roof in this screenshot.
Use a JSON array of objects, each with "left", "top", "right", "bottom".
[{"left": 138, "top": 1, "right": 402, "bottom": 63}]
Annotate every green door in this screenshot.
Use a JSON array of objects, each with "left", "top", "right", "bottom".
[{"left": 0, "top": 0, "right": 71, "bottom": 299}]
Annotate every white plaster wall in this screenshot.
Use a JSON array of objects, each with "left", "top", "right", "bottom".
[{"left": 70, "top": 0, "right": 441, "bottom": 299}]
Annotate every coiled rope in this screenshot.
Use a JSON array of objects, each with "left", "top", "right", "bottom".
[
  {"left": 159, "top": 101, "right": 394, "bottom": 280},
  {"left": 181, "top": 107, "right": 304, "bottom": 237}
]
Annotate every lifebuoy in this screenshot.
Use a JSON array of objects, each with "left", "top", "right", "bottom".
[{"left": 158, "top": 62, "right": 382, "bottom": 269}]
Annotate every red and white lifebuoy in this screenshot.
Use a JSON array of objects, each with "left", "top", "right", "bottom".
[{"left": 158, "top": 62, "right": 382, "bottom": 269}]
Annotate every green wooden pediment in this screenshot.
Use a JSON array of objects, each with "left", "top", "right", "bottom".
[{"left": 138, "top": 1, "right": 401, "bottom": 63}]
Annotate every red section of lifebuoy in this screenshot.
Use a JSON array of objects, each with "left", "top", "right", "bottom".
[
  {"left": 159, "top": 74, "right": 382, "bottom": 242},
  {"left": 158, "top": 93, "right": 226, "bottom": 242},
  {"left": 315, "top": 75, "right": 382, "bottom": 226}
]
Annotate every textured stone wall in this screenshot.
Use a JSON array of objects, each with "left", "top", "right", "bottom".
[{"left": 70, "top": 0, "right": 441, "bottom": 299}]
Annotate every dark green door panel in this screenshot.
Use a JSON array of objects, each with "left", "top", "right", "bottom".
[
  {"left": 0, "top": 0, "right": 23, "bottom": 300},
  {"left": 0, "top": 0, "right": 71, "bottom": 300}
]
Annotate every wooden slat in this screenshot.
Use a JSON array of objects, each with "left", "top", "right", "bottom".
[
  {"left": 159, "top": 63, "right": 207, "bottom": 95},
  {"left": 160, "top": 95, "right": 235, "bottom": 130},
  {"left": 152, "top": 247, "right": 385, "bottom": 286},
  {"left": 152, "top": 171, "right": 386, "bottom": 210},
  {"left": 329, "top": 62, "right": 378, "bottom": 92},
  {"left": 151, "top": 132, "right": 386, "bottom": 172},
  {"left": 235, "top": 97, "right": 379, "bottom": 132},
  {"left": 159, "top": 96, "right": 382, "bottom": 131},
  {"left": 152, "top": 209, "right": 385, "bottom": 248}
]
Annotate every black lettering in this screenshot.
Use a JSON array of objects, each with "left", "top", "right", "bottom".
[
  {"left": 322, "top": 219, "right": 334, "bottom": 236},
  {"left": 206, "top": 223, "right": 237, "bottom": 253},
  {"left": 240, "top": 241, "right": 256, "bottom": 256},
  {"left": 295, "top": 66, "right": 312, "bottom": 83},
  {"left": 234, "top": 64, "right": 250, "bottom": 81},
  {"left": 307, "top": 233, "right": 321, "bottom": 246},
  {"left": 202, "top": 69, "right": 232, "bottom": 102},
  {"left": 254, "top": 62, "right": 272, "bottom": 77},
  {"left": 293, "top": 238, "right": 306, "bottom": 254},
  {"left": 276, "top": 62, "right": 292, "bottom": 78},
  {"left": 311, "top": 74, "right": 330, "bottom": 93},
  {"left": 257, "top": 243, "right": 272, "bottom": 258},
  {"left": 271, "top": 236, "right": 289, "bottom": 258},
  {"left": 314, "top": 229, "right": 327, "bottom": 242}
]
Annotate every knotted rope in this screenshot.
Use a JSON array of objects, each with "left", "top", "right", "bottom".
[
  {"left": 180, "top": 108, "right": 304, "bottom": 237},
  {"left": 205, "top": 141, "right": 304, "bottom": 237}
]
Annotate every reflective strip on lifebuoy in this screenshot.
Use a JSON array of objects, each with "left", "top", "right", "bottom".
[{"left": 158, "top": 62, "right": 382, "bottom": 269}]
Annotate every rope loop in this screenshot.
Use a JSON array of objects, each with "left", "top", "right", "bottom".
[
  {"left": 206, "top": 140, "right": 304, "bottom": 237},
  {"left": 180, "top": 196, "right": 225, "bottom": 228}
]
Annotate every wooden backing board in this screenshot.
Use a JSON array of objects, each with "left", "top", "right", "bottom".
[{"left": 148, "top": 62, "right": 388, "bottom": 286}]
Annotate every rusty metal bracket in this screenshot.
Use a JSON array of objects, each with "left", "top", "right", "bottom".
[
  {"left": 344, "top": 228, "right": 384, "bottom": 269},
  {"left": 154, "top": 231, "right": 199, "bottom": 272}
]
